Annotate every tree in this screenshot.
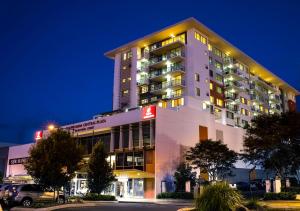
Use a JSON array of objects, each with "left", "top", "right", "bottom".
[
  {"left": 174, "top": 163, "right": 196, "bottom": 192},
  {"left": 87, "top": 142, "right": 115, "bottom": 194},
  {"left": 242, "top": 112, "right": 300, "bottom": 179},
  {"left": 24, "top": 129, "right": 83, "bottom": 199},
  {"left": 0, "top": 171, "right": 3, "bottom": 183},
  {"left": 186, "top": 139, "right": 238, "bottom": 181}
]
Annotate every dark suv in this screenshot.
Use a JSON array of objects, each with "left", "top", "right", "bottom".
[{"left": 4, "top": 184, "right": 65, "bottom": 207}]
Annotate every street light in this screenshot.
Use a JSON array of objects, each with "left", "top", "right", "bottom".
[{"left": 48, "top": 124, "right": 56, "bottom": 131}]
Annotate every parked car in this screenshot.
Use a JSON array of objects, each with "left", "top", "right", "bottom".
[{"left": 4, "top": 184, "right": 65, "bottom": 207}]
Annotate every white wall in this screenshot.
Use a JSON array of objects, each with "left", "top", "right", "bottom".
[
  {"left": 154, "top": 106, "right": 245, "bottom": 195},
  {"left": 6, "top": 143, "right": 33, "bottom": 177}
]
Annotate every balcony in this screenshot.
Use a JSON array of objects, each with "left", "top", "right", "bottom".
[
  {"left": 224, "top": 81, "right": 244, "bottom": 92},
  {"left": 149, "top": 50, "right": 185, "bottom": 69},
  {"left": 252, "top": 75, "right": 276, "bottom": 92},
  {"left": 150, "top": 79, "right": 185, "bottom": 94},
  {"left": 162, "top": 92, "right": 183, "bottom": 100},
  {"left": 149, "top": 64, "right": 185, "bottom": 81},
  {"left": 224, "top": 93, "right": 239, "bottom": 102},
  {"left": 149, "top": 40, "right": 185, "bottom": 55},
  {"left": 224, "top": 68, "right": 244, "bottom": 81},
  {"left": 269, "top": 94, "right": 281, "bottom": 103},
  {"left": 137, "top": 78, "right": 149, "bottom": 86}
]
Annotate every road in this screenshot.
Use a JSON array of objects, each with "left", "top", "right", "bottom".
[{"left": 56, "top": 202, "right": 187, "bottom": 211}]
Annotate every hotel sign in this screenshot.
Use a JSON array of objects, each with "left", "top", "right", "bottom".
[
  {"left": 142, "top": 105, "right": 156, "bottom": 120},
  {"left": 9, "top": 157, "right": 29, "bottom": 165},
  {"left": 64, "top": 119, "right": 106, "bottom": 132},
  {"left": 35, "top": 131, "right": 43, "bottom": 140}
]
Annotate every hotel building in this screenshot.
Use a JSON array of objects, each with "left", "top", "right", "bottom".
[{"left": 4, "top": 18, "right": 298, "bottom": 199}]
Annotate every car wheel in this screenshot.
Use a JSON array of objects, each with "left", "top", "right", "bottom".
[
  {"left": 57, "top": 196, "right": 65, "bottom": 204},
  {"left": 22, "top": 198, "right": 33, "bottom": 207}
]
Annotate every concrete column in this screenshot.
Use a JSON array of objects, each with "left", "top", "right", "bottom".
[
  {"left": 113, "top": 54, "right": 121, "bottom": 110},
  {"left": 139, "top": 122, "right": 143, "bottom": 148},
  {"left": 130, "top": 47, "right": 139, "bottom": 108},
  {"left": 119, "top": 126, "right": 123, "bottom": 149},
  {"left": 129, "top": 124, "right": 133, "bottom": 150},
  {"left": 110, "top": 129, "right": 115, "bottom": 152}
]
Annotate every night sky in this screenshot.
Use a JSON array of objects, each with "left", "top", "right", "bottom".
[{"left": 0, "top": 0, "right": 299, "bottom": 144}]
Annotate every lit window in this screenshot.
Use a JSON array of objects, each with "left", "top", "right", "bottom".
[
  {"left": 260, "top": 105, "right": 263, "bottom": 112},
  {"left": 241, "top": 97, "right": 245, "bottom": 104},
  {"left": 265, "top": 108, "right": 268, "bottom": 114},
  {"left": 195, "top": 73, "right": 200, "bottom": 82},
  {"left": 122, "top": 79, "right": 126, "bottom": 83},
  {"left": 141, "top": 99, "right": 148, "bottom": 104},
  {"left": 213, "top": 48, "right": 222, "bottom": 57},
  {"left": 210, "top": 96, "right": 214, "bottom": 104},
  {"left": 210, "top": 82, "right": 213, "bottom": 90},
  {"left": 208, "top": 44, "right": 212, "bottom": 51},
  {"left": 194, "top": 32, "right": 207, "bottom": 45},
  {"left": 216, "top": 74, "right": 223, "bottom": 83},
  {"left": 196, "top": 88, "right": 200, "bottom": 96},
  {"left": 141, "top": 86, "right": 148, "bottom": 94},
  {"left": 214, "top": 61, "right": 222, "bottom": 70},
  {"left": 128, "top": 77, "right": 131, "bottom": 81},
  {"left": 216, "top": 87, "right": 222, "bottom": 94},
  {"left": 241, "top": 108, "right": 245, "bottom": 115},
  {"left": 122, "top": 90, "right": 129, "bottom": 96},
  {"left": 209, "top": 57, "right": 212, "bottom": 64},
  {"left": 216, "top": 98, "right": 223, "bottom": 107},
  {"left": 171, "top": 98, "right": 184, "bottom": 107}
]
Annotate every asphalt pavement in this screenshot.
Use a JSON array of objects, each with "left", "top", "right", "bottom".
[{"left": 55, "top": 202, "right": 186, "bottom": 211}]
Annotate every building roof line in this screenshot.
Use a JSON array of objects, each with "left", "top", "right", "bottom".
[{"left": 104, "top": 17, "right": 299, "bottom": 95}]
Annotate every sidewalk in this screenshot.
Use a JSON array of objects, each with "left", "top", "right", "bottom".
[
  {"left": 10, "top": 199, "right": 193, "bottom": 211},
  {"left": 259, "top": 200, "right": 300, "bottom": 209}
]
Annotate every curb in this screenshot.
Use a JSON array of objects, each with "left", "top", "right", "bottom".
[{"left": 10, "top": 201, "right": 117, "bottom": 211}]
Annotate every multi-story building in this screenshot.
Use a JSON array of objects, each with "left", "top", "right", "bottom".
[
  {"left": 107, "top": 17, "right": 297, "bottom": 127},
  {"left": 4, "top": 18, "right": 298, "bottom": 199}
]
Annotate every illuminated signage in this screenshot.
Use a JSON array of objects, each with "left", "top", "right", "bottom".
[
  {"left": 142, "top": 105, "right": 156, "bottom": 120},
  {"left": 35, "top": 131, "right": 43, "bottom": 140},
  {"left": 9, "top": 157, "right": 29, "bottom": 165},
  {"left": 64, "top": 119, "right": 106, "bottom": 132}
]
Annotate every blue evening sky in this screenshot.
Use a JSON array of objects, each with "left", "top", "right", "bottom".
[{"left": 0, "top": 0, "right": 299, "bottom": 144}]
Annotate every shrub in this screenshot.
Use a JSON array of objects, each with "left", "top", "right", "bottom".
[
  {"left": 82, "top": 193, "right": 116, "bottom": 201},
  {"left": 195, "top": 182, "right": 243, "bottom": 211},
  {"left": 282, "top": 186, "right": 300, "bottom": 193},
  {"left": 263, "top": 192, "right": 296, "bottom": 200},
  {"left": 157, "top": 192, "right": 194, "bottom": 199},
  {"left": 244, "top": 199, "right": 261, "bottom": 210}
]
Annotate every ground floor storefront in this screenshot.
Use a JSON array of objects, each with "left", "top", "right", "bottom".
[{"left": 71, "top": 170, "right": 155, "bottom": 199}]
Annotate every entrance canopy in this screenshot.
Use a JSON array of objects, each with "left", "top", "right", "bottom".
[{"left": 114, "top": 169, "right": 154, "bottom": 179}]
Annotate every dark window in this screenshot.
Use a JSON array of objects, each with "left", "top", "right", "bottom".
[
  {"left": 122, "top": 125, "right": 129, "bottom": 148},
  {"left": 132, "top": 124, "right": 139, "bottom": 147},
  {"left": 142, "top": 121, "right": 150, "bottom": 146},
  {"left": 209, "top": 70, "right": 213, "bottom": 77},
  {"left": 116, "top": 153, "right": 124, "bottom": 167},
  {"left": 114, "top": 128, "right": 120, "bottom": 149}
]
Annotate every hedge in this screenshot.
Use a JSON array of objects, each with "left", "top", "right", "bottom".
[
  {"left": 157, "top": 192, "right": 194, "bottom": 199},
  {"left": 82, "top": 193, "right": 116, "bottom": 201},
  {"left": 263, "top": 192, "right": 296, "bottom": 200}
]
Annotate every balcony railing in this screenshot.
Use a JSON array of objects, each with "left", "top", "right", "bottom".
[
  {"left": 149, "top": 38, "right": 185, "bottom": 55},
  {"left": 162, "top": 92, "right": 183, "bottom": 99},
  {"left": 137, "top": 79, "right": 149, "bottom": 86},
  {"left": 149, "top": 64, "right": 185, "bottom": 79},
  {"left": 149, "top": 50, "right": 185, "bottom": 67},
  {"left": 150, "top": 79, "right": 185, "bottom": 92},
  {"left": 225, "top": 81, "right": 244, "bottom": 90}
]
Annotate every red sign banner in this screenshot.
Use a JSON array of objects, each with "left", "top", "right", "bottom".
[
  {"left": 142, "top": 105, "right": 156, "bottom": 120},
  {"left": 35, "top": 131, "right": 43, "bottom": 140}
]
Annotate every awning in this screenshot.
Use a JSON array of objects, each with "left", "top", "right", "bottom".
[{"left": 113, "top": 169, "right": 154, "bottom": 179}]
